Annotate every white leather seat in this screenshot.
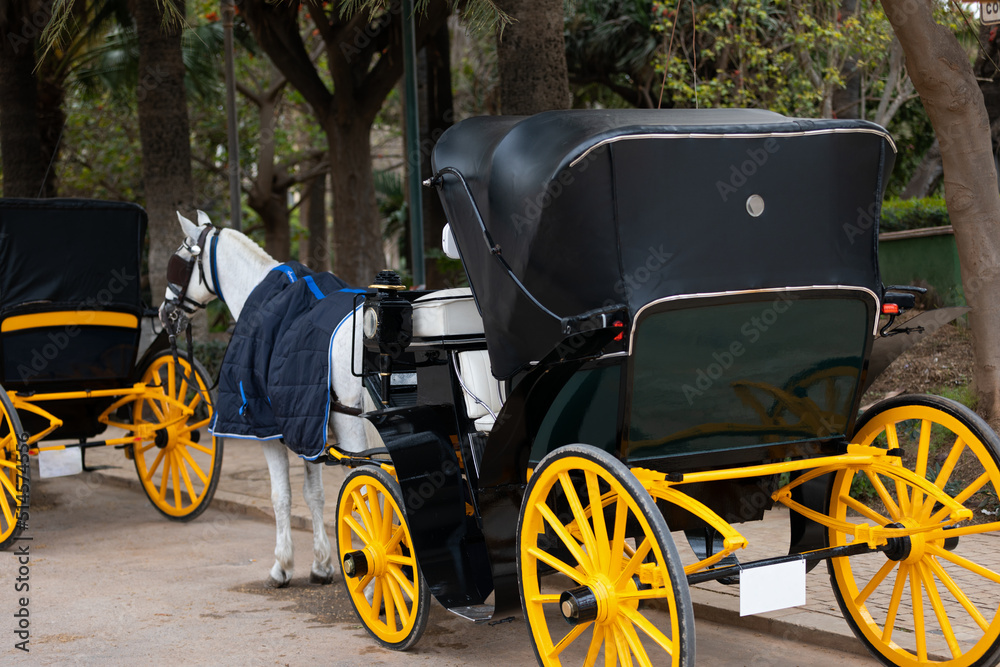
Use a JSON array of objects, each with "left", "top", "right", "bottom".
[
  {"left": 411, "top": 287, "right": 484, "bottom": 338},
  {"left": 412, "top": 289, "right": 501, "bottom": 431},
  {"left": 456, "top": 349, "right": 505, "bottom": 433}
]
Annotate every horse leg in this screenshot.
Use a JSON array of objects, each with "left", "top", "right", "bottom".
[
  {"left": 302, "top": 460, "right": 334, "bottom": 584},
  {"left": 262, "top": 440, "right": 294, "bottom": 587}
]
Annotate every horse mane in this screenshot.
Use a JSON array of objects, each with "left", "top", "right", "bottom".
[
  {"left": 215, "top": 227, "right": 280, "bottom": 320},
  {"left": 223, "top": 228, "right": 276, "bottom": 265}
]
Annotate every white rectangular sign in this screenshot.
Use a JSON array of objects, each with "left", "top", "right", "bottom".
[
  {"left": 38, "top": 447, "right": 83, "bottom": 478},
  {"left": 984, "top": 2, "right": 1000, "bottom": 25},
  {"left": 739, "top": 559, "right": 807, "bottom": 616}
]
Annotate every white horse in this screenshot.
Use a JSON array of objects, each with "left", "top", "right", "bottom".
[{"left": 164, "top": 211, "right": 368, "bottom": 587}]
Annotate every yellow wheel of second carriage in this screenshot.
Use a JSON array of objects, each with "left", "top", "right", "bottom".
[
  {"left": 518, "top": 444, "right": 695, "bottom": 666},
  {"left": 0, "top": 389, "right": 27, "bottom": 550},
  {"left": 132, "top": 351, "right": 222, "bottom": 521},
  {"left": 337, "top": 465, "right": 429, "bottom": 651},
  {"left": 830, "top": 394, "right": 1000, "bottom": 667}
]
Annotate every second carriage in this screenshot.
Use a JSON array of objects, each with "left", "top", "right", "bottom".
[{"left": 0, "top": 198, "right": 223, "bottom": 551}]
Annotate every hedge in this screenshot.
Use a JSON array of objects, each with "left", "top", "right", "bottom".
[{"left": 880, "top": 197, "right": 950, "bottom": 233}]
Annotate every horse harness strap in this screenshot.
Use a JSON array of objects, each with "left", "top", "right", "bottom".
[
  {"left": 330, "top": 395, "right": 363, "bottom": 417},
  {"left": 208, "top": 229, "right": 224, "bottom": 304}
]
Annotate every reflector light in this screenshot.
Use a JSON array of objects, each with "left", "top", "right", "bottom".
[
  {"left": 882, "top": 303, "right": 899, "bottom": 314},
  {"left": 613, "top": 320, "right": 624, "bottom": 341}
]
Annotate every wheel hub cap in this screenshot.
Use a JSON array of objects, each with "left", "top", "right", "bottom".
[{"left": 560, "top": 586, "right": 598, "bottom": 625}]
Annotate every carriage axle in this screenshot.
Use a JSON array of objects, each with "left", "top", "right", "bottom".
[{"left": 685, "top": 542, "right": 884, "bottom": 586}]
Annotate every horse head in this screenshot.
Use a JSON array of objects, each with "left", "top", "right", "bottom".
[{"left": 159, "top": 211, "right": 223, "bottom": 337}]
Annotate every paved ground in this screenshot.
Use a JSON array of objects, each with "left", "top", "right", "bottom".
[
  {"left": 2, "top": 471, "right": 877, "bottom": 666},
  {"left": 12, "top": 435, "right": 1000, "bottom": 664}
]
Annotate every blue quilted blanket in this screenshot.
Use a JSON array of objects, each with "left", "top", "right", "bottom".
[{"left": 210, "top": 262, "right": 364, "bottom": 459}]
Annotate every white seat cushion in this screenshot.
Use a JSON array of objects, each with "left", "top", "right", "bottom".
[
  {"left": 456, "top": 349, "right": 505, "bottom": 431},
  {"left": 412, "top": 287, "right": 484, "bottom": 338}
]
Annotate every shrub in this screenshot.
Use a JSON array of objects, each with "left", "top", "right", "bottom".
[{"left": 880, "top": 197, "right": 950, "bottom": 233}]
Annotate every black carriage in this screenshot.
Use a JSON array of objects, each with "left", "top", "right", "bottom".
[
  {"left": 0, "top": 199, "right": 222, "bottom": 550},
  {"left": 330, "top": 110, "right": 999, "bottom": 666}
]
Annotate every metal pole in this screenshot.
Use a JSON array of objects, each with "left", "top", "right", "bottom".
[
  {"left": 221, "top": 0, "right": 242, "bottom": 231},
  {"left": 401, "top": 0, "right": 424, "bottom": 286}
]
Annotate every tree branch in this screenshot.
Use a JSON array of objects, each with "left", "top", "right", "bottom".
[
  {"left": 241, "top": 0, "right": 333, "bottom": 119},
  {"left": 357, "top": 0, "right": 450, "bottom": 122}
]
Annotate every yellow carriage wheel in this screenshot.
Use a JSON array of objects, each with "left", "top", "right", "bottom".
[
  {"left": 337, "top": 465, "right": 429, "bottom": 651},
  {"left": 132, "top": 351, "right": 222, "bottom": 521},
  {"left": 518, "top": 444, "right": 695, "bottom": 666},
  {"left": 0, "top": 389, "right": 27, "bottom": 550},
  {"left": 830, "top": 394, "right": 1000, "bottom": 667}
]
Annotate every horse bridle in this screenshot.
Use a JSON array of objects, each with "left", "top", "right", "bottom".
[
  {"left": 165, "top": 224, "right": 223, "bottom": 313},
  {"left": 159, "top": 224, "right": 224, "bottom": 403}
]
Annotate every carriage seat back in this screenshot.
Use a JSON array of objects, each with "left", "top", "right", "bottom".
[
  {"left": 412, "top": 288, "right": 484, "bottom": 338},
  {"left": 456, "top": 349, "right": 505, "bottom": 432},
  {"left": 0, "top": 307, "right": 141, "bottom": 390}
]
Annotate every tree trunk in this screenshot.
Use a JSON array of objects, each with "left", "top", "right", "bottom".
[
  {"left": 419, "top": 23, "right": 454, "bottom": 289},
  {"left": 900, "top": 139, "right": 942, "bottom": 200},
  {"left": 0, "top": 2, "right": 46, "bottom": 198},
  {"left": 496, "top": 0, "right": 570, "bottom": 114},
  {"left": 300, "top": 172, "right": 329, "bottom": 271},
  {"left": 248, "top": 181, "right": 291, "bottom": 262},
  {"left": 881, "top": 0, "right": 1000, "bottom": 426},
  {"left": 134, "top": 0, "right": 195, "bottom": 305},
  {"left": 327, "top": 120, "right": 383, "bottom": 286},
  {"left": 36, "top": 59, "right": 64, "bottom": 198}
]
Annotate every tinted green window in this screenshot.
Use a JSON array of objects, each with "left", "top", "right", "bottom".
[
  {"left": 628, "top": 296, "right": 869, "bottom": 460},
  {"left": 531, "top": 365, "right": 621, "bottom": 463}
]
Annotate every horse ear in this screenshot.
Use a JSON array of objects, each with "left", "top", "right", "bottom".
[
  {"left": 176, "top": 212, "right": 199, "bottom": 240},
  {"left": 197, "top": 210, "right": 212, "bottom": 227}
]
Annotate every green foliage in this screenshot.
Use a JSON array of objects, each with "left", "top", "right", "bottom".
[
  {"left": 192, "top": 339, "right": 229, "bottom": 380},
  {"left": 652, "top": 0, "right": 893, "bottom": 117},
  {"left": 339, "top": 0, "right": 512, "bottom": 36},
  {"left": 880, "top": 197, "right": 950, "bottom": 233},
  {"left": 932, "top": 382, "right": 979, "bottom": 412},
  {"left": 565, "top": 0, "right": 659, "bottom": 107},
  {"left": 374, "top": 168, "right": 408, "bottom": 242}
]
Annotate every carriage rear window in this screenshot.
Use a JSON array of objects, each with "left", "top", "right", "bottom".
[{"left": 627, "top": 295, "right": 869, "bottom": 461}]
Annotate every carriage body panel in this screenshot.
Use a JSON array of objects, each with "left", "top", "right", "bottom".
[
  {"left": 0, "top": 198, "right": 147, "bottom": 395},
  {"left": 432, "top": 109, "right": 895, "bottom": 381}
]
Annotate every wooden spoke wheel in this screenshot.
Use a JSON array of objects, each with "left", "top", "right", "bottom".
[
  {"left": 829, "top": 394, "right": 1000, "bottom": 666},
  {"left": 0, "top": 388, "right": 27, "bottom": 551},
  {"left": 132, "top": 351, "right": 222, "bottom": 521},
  {"left": 337, "top": 465, "right": 429, "bottom": 651},
  {"left": 518, "top": 444, "right": 695, "bottom": 666}
]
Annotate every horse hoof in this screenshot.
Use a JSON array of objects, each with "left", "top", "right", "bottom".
[
  {"left": 310, "top": 571, "right": 334, "bottom": 585},
  {"left": 267, "top": 575, "right": 291, "bottom": 589}
]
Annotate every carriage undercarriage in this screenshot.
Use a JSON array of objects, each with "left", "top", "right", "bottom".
[{"left": 327, "top": 394, "right": 1000, "bottom": 665}]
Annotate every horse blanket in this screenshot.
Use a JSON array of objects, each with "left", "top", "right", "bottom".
[{"left": 210, "top": 262, "right": 364, "bottom": 459}]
